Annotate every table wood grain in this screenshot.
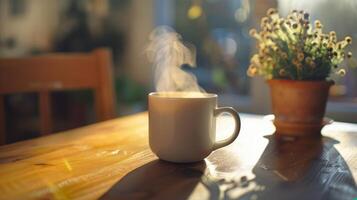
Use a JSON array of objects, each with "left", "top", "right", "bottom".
[{"left": 0, "top": 112, "right": 356, "bottom": 200}]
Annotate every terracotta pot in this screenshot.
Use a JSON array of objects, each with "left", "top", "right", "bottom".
[{"left": 268, "top": 80, "right": 333, "bottom": 137}]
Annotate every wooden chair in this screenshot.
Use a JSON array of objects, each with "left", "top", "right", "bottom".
[{"left": 0, "top": 48, "right": 116, "bottom": 144}]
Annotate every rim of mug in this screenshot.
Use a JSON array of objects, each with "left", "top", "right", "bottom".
[{"left": 149, "top": 92, "right": 217, "bottom": 99}]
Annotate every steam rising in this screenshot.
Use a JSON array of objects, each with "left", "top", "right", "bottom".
[{"left": 146, "top": 26, "right": 204, "bottom": 92}]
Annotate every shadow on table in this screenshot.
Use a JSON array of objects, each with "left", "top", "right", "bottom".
[
  {"left": 101, "top": 135, "right": 357, "bottom": 200},
  {"left": 100, "top": 160, "right": 209, "bottom": 200},
  {"left": 233, "top": 135, "right": 357, "bottom": 200}
]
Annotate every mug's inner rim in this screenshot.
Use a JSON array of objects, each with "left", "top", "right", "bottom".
[{"left": 149, "top": 92, "right": 217, "bottom": 98}]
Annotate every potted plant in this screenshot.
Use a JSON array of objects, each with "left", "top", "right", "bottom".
[{"left": 248, "top": 8, "right": 353, "bottom": 136}]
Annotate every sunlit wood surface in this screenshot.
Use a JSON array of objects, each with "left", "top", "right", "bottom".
[{"left": 0, "top": 112, "right": 356, "bottom": 200}]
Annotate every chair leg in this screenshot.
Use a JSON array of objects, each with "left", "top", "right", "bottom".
[
  {"left": 0, "top": 96, "right": 6, "bottom": 145},
  {"left": 93, "top": 49, "right": 116, "bottom": 121},
  {"left": 39, "top": 91, "right": 52, "bottom": 135}
]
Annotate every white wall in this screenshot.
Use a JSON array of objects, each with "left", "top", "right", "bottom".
[
  {"left": 0, "top": 0, "right": 61, "bottom": 56},
  {"left": 124, "top": 0, "right": 155, "bottom": 86}
]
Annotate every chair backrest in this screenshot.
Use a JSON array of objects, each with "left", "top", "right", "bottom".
[{"left": 0, "top": 48, "right": 116, "bottom": 144}]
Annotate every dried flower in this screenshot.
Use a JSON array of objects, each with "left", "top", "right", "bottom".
[
  {"left": 279, "top": 69, "right": 287, "bottom": 76},
  {"left": 297, "top": 53, "right": 304, "bottom": 61},
  {"left": 310, "top": 61, "right": 316, "bottom": 69},
  {"left": 305, "top": 57, "right": 312, "bottom": 63},
  {"left": 281, "top": 52, "right": 288, "bottom": 59}
]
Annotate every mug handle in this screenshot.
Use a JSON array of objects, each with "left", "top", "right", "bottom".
[{"left": 212, "top": 107, "right": 241, "bottom": 151}]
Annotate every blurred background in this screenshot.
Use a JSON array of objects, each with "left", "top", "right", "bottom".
[{"left": 0, "top": 0, "right": 356, "bottom": 143}]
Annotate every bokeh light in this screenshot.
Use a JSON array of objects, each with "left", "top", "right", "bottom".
[{"left": 187, "top": 5, "right": 203, "bottom": 20}]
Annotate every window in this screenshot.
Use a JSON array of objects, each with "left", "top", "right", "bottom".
[
  {"left": 156, "top": 0, "right": 357, "bottom": 122},
  {"left": 173, "top": 0, "right": 252, "bottom": 95}
]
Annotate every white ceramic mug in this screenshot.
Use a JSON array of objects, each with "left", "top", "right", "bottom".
[{"left": 148, "top": 92, "right": 241, "bottom": 163}]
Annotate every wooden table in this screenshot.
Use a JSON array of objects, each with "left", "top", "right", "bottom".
[{"left": 0, "top": 112, "right": 356, "bottom": 200}]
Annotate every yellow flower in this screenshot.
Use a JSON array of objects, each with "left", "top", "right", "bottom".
[
  {"left": 347, "top": 52, "right": 353, "bottom": 58},
  {"left": 314, "top": 20, "right": 322, "bottom": 29},
  {"left": 337, "top": 69, "right": 346, "bottom": 76},
  {"left": 247, "top": 7, "right": 353, "bottom": 79},
  {"left": 261, "top": 17, "right": 269, "bottom": 24},
  {"left": 345, "top": 36, "right": 352, "bottom": 44},
  {"left": 249, "top": 29, "right": 257, "bottom": 36},
  {"left": 329, "top": 31, "right": 336, "bottom": 37},
  {"left": 267, "top": 8, "right": 277, "bottom": 16},
  {"left": 247, "top": 65, "right": 258, "bottom": 77}
]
